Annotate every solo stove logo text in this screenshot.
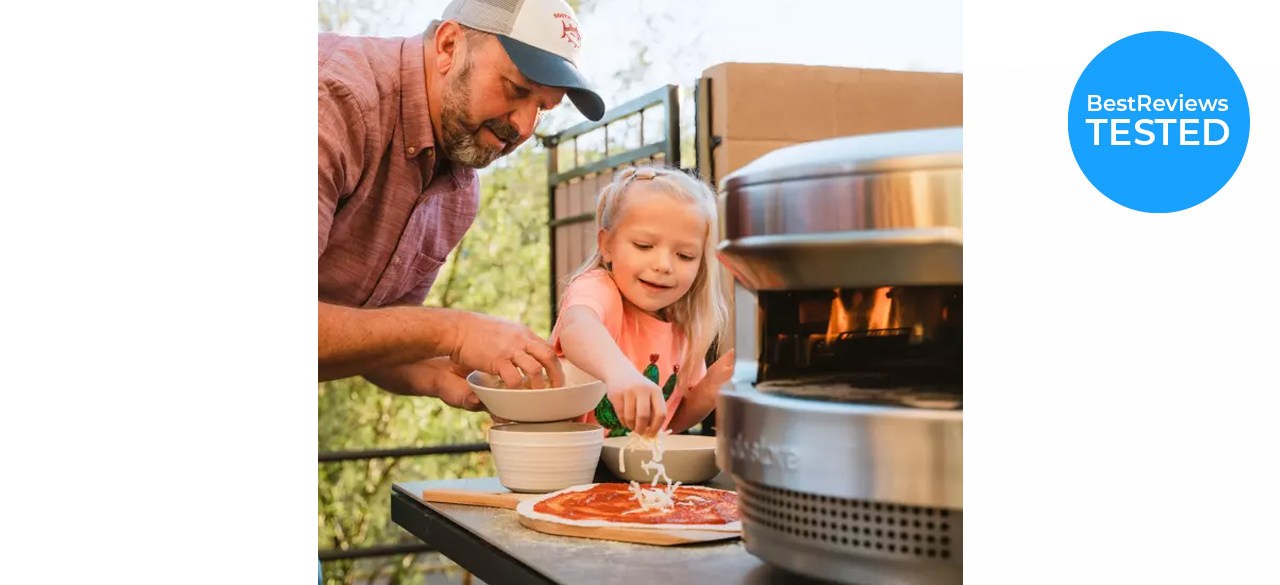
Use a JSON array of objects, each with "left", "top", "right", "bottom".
[{"left": 1084, "top": 94, "right": 1230, "bottom": 146}]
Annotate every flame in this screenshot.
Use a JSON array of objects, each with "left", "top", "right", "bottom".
[
  {"left": 868, "top": 287, "right": 894, "bottom": 332},
  {"left": 825, "top": 289, "right": 850, "bottom": 344},
  {"left": 825, "top": 287, "right": 897, "bottom": 344}
]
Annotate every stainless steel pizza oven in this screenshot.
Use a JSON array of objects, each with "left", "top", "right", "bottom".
[{"left": 715, "top": 127, "right": 962, "bottom": 585}]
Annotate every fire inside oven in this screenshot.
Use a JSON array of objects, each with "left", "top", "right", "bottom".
[{"left": 756, "top": 286, "right": 962, "bottom": 409}]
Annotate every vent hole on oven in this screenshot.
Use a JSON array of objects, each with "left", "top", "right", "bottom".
[{"left": 737, "top": 481, "right": 960, "bottom": 562}]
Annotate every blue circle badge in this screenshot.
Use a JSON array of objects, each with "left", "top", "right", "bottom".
[{"left": 1068, "top": 31, "right": 1250, "bottom": 213}]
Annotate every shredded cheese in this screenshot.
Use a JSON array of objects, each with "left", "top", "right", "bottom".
[
  {"left": 618, "top": 431, "right": 656, "bottom": 474},
  {"left": 618, "top": 430, "right": 682, "bottom": 513}
]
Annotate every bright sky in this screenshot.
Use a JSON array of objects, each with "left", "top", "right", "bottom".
[{"left": 344, "top": 0, "right": 961, "bottom": 131}]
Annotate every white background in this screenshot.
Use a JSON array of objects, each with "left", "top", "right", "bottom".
[
  {"left": 966, "top": 0, "right": 1280, "bottom": 582},
  {"left": 1, "top": 0, "right": 1276, "bottom": 582}
]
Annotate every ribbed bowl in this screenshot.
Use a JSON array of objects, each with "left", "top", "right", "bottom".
[{"left": 487, "top": 422, "right": 604, "bottom": 493}]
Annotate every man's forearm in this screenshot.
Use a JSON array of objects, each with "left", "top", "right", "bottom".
[
  {"left": 318, "top": 302, "right": 460, "bottom": 381},
  {"left": 360, "top": 363, "right": 423, "bottom": 396}
]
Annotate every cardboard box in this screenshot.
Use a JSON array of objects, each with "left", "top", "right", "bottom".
[
  {"left": 711, "top": 139, "right": 794, "bottom": 190},
  {"left": 701, "top": 62, "right": 962, "bottom": 184}
]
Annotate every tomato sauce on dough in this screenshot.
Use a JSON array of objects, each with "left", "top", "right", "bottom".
[{"left": 533, "top": 483, "right": 740, "bottom": 525}]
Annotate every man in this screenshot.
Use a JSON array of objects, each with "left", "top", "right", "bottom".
[{"left": 318, "top": 0, "right": 606, "bottom": 409}]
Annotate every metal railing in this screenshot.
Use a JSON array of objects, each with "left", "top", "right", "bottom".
[
  {"left": 318, "top": 442, "right": 490, "bottom": 463},
  {"left": 543, "top": 84, "right": 681, "bottom": 184},
  {"left": 542, "top": 84, "right": 681, "bottom": 324},
  {"left": 318, "top": 542, "right": 435, "bottom": 562},
  {"left": 317, "top": 443, "right": 490, "bottom": 561}
]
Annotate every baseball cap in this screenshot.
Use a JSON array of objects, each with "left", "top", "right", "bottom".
[{"left": 443, "top": 0, "right": 606, "bottom": 121}]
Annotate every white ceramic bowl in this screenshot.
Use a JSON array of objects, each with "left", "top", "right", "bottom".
[
  {"left": 487, "top": 421, "right": 605, "bottom": 493},
  {"left": 467, "top": 358, "right": 606, "bottom": 423},
  {"left": 601, "top": 434, "right": 720, "bottom": 484}
]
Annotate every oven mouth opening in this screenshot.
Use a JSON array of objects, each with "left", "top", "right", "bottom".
[{"left": 755, "top": 286, "right": 961, "bottom": 409}]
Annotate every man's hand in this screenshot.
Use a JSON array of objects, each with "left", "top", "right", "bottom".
[
  {"left": 450, "top": 312, "right": 565, "bottom": 389},
  {"left": 363, "top": 357, "right": 484, "bottom": 411}
]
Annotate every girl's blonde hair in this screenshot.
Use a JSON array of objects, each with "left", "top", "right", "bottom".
[{"left": 565, "top": 165, "right": 728, "bottom": 384}]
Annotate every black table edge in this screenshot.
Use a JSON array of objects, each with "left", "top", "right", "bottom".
[{"left": 390, "top": 489, "right": 558, "bottom": 585}]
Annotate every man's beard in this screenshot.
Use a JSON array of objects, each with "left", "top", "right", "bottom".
[{"left": 439, "top": 58, "right": 522, "bottom": 169}]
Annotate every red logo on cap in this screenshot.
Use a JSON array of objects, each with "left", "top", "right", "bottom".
[{"left": 554, "top": 12, "right": 581, "bottom": 50}]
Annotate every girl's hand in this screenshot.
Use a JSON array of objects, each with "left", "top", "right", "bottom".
[
  {"left": 679, "top": 350, "right": 736, "bottom": 419},
  {"left": 603, "top": 370, "right": 667, "bottom": 437},
  {"left": 698, "top": 349, "right": 736, "bottom": 395}
]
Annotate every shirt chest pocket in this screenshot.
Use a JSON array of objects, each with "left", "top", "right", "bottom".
[
  {"left": 363, "top": 247, "right": 448, "bottom": 307},
  {"left": 412, "top": 249, "right": 446, "bottom": 279},
  {"left": 398, "top": 249, "right": 447, "bottom": 301}
]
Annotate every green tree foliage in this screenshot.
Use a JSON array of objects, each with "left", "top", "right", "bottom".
[
  {"left": 318, "top": 379, "right": 494, "bottom": 584},
  {"left": 318, "top": 0, "right": 413, "bottom": 35},
  {"left": 424, "top": 148, "right": 553, "bottom": 338}
]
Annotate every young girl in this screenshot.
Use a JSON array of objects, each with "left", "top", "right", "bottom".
[{"left": 551, "top": 165, "right": 734, "bottom": 438}]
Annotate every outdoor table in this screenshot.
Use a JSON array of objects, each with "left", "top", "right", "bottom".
[{"left": 391, "top": 471, "right": 828, "bottom": 584}]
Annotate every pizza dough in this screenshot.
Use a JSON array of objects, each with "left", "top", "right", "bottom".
[{"left": 516, "top": 483, "right": 742, "bottom": 532}]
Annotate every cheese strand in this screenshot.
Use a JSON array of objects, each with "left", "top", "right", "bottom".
[{"left": 619, "top": 430, "right": 681, "bottom": 512}]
